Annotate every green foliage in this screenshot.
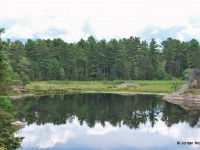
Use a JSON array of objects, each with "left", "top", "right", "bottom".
[
  {"left": 0, "top": 145, "right": 7, "bottom": 150},
  {"left": 0, "top": 29, "right": 21, "bottom": 94},
  {"left": 5, "top": 36, "right": 171, "bottom": 81},
  {"left": 0, "top": 96, "right": 13, "bottom": 112},
  {"left": 0, "top": 41, "right": 11, "bottom": 94},
  {"left": 162, "top": 38, "right": 188, "bottom": 77},
  {"left": 188, "top": 39, "right": 200, "bottom": 69},
  {"left": 1, "top": 27, "right": 200, "bottom": 82},
  {"left": 17, "top": 57, "right": 30, "bottom": 85},
  {"left": 182, "top": 69, "right": 190, "bottom": 79},
  {"left": 184, "top": 88, "right": 196, "bottom": 94},
  {"left": 156, "top": 68, "right": 172, "bottom": 80},
  {"left": 0, "top": 97, "right": 23, "bottom": 149},
  {"left": 149, "top": 38, "right": 160, "bottom": 79},
  {"left": 59, "top": 67, "right": 65, "bottom": 80}
]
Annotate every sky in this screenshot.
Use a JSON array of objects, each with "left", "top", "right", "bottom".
[{"left": 0, "top": 0, "right": 200, "bottom": 43}]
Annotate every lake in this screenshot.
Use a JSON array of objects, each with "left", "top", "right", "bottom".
[{"left": 12, "top": 94, "right": 200, "bottom": 150}]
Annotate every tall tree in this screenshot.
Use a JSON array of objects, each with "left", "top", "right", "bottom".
[
  {"left": 162, "top": 38, "right": 189, "bottom": 78},
  {"left": 149, "top": 38, "right": 159, "bottom": 79},
  {"left": 17, "top": 57, "right": 31, "bottom": 85},
  {"left": 7, "top": 41, "right": 25, "bottom": 72},
  {"left": 187, "top": 39, "right": 200, "bottom": 69},
  {"left": 3, "top": 33, "right": 200, "bottom": 81},
  {"left": 0, "top": 29, "right": 10, "bottom": 94}
]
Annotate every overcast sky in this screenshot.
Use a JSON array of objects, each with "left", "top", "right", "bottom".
[{"left": 0, "top": 0, "right": 200, "bottom": 42}]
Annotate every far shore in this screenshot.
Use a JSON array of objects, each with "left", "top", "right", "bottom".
[
  {"left": 9, "top": 91, "right": 166, "bottom": 100},
  {"left": 9, "top": 80, "right": 200, "bottom": 110},
  {"left": 8, "top": 80, "right": 187, "bottom": 99}
]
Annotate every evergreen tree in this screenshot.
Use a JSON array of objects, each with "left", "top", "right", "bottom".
[
  {"left": 7, "top": 41, "right": 25, "bottom": 72},
  {"left": 0, "top": 43, "right": 9, "bottom": 93},
  {"left": 149, "top": 38, "right": 159, "bottom": 79},
  {"left": 1, "top": 32, "right": 200, "bottom": 81},
  {"left": 188, "top": 39, "right": 200, "bottom": 69},
  {"left": 162, "top": 38, "right": 187, "bottom": 77},
  {"left": 17, "top": 57, "right": 31, "bottom": 85},
  {"left": 0, "top": 29, "right": 10, "bottom": 94}
]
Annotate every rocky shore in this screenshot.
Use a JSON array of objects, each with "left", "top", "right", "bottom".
[{"left": 163, "top": 83, "right": 200, "bottom": 110}]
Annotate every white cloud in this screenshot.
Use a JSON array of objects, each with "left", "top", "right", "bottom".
[
  {"left": 16, "top": 116, "right": 200, "bottom": 149},
  {"left": 17, "top": 123, "right": 77, "bottom": 149},
  {"left": 86, "top": 122, "right": 119, "bottom": 135},
  {"left": 1, "top": 0, "right": 200, "bottom": 42},
  {"left": 5, "top": 24, "right": 34, "bottom": 39},
  {"left": 176, "top": 32, "right": 185, "bottom": 41},
  {"left": 16, "top": 118, "right": 119, "bottom": 149},
  {"left": 141, "top": 120, "right": 200, "bottom": 149}
]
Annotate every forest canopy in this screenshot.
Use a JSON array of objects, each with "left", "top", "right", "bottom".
[{"left": 1, "top": 28, "right": 200, "bottom": 85}]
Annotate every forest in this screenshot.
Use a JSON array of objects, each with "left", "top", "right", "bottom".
[{"left": 0, "top": 28, "right": 200, "bottom": 94}]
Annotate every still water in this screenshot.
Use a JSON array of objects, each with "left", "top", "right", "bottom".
[{"left": 12, "top": 94, "right": 200, "bottom": 150}]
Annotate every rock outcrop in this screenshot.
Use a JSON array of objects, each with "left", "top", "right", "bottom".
[
  {"left": 11, "top": 86, "right": 31, "bottom": 93},
  {"left": 163, "top": 83, "right": 200, "bottom": 109},
  {"left": 116, "top": 83, "right": 140, "bottom": 89}
]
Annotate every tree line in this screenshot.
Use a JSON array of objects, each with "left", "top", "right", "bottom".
[{"left": 1, "top": 28, "right": 200, "bottom": 87}]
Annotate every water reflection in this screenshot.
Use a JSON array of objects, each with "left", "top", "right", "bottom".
[{"left": 12, "top": 94, "right": 200, "bottom": 150}]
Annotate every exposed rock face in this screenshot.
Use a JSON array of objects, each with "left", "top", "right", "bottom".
[
  {"left": 116, "top": 83, "right": 140, "bottom": 89},
  {"left": 189, "top": 68, "right": 200, "bottom": 88},
  {"left": 11, "top": 86, "right": 31, "bottom": 93},
  {"left": 188, "top": 80, "right": 198, "bottom": 89},
  {"left": 163, "top": 82, "right": 200, "bottom": 109},
  {"left": 12, "top": 121, "right": 25, "bottom": 129}
]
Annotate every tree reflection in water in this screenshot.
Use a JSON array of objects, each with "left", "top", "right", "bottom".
[{"left": 12, "top": 94, "right": 200, "bottom": 128}]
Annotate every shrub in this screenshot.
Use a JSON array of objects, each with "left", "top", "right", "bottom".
[
  {"left": 184, "top": 88, "right": 196, "bottom": 94},
  {"left": 0, "top": 96, "right": 13, "bottom": 112},
  {"left": 34, "top": 85, "right": 40, "bottom": 90}
]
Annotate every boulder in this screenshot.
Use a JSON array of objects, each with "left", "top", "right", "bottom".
[{"left": 116, "top": 83, "right": 140, "bottom": 89}]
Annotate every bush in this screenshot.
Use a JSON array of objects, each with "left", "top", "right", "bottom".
[
  {"left": 0, "top": 97, "right": 13, "bottom": 112},
  {"left": 156, "top": 68, "right": 172, "bottom": 80},
  {"left": 0, "top": 145, "right": 7, "bottom": 150},
  {"left": 184, "top": 88, "right": 196, "bottom": 94},
  {"left": 33, "top": 85, "right": 41, "bottom": 90}
]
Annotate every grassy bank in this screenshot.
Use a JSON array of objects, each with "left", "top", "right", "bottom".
[{"left": 25, "top": 80, "right": 187, "bottom": 94}]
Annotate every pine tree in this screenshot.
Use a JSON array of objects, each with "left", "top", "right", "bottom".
[
  {"left": 17, "top": 57, "right": 31, "bottom": 85},
  {"left": 0, "top": 29, "right": 10, "bottom": 94},
  {"left": 188, "top": 39, "right": 200, "bottom": 69}
]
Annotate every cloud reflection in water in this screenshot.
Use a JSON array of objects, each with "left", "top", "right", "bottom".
[{"left": 17, "top": 117, "right": 200, "bottom": 150}]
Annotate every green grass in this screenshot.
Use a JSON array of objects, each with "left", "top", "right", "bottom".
[{"left": 25, "top": 80, "right": 188, "bottom": 94}]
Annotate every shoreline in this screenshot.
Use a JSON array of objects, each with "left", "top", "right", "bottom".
[
  {"left": 9, "top": 91, "right": 166, "bottom": 100},
  {"left": 84, "top": 91, "right": 166, "bottom": 96},
  {"left": 163, "top": 84, "right": 200, "bottom": 109},
  {"left": 8, "top": 80, "right": 188, "bottom": 100},
  {"left": 9, "top": 94, "right": 35, "bottom": 100}
]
